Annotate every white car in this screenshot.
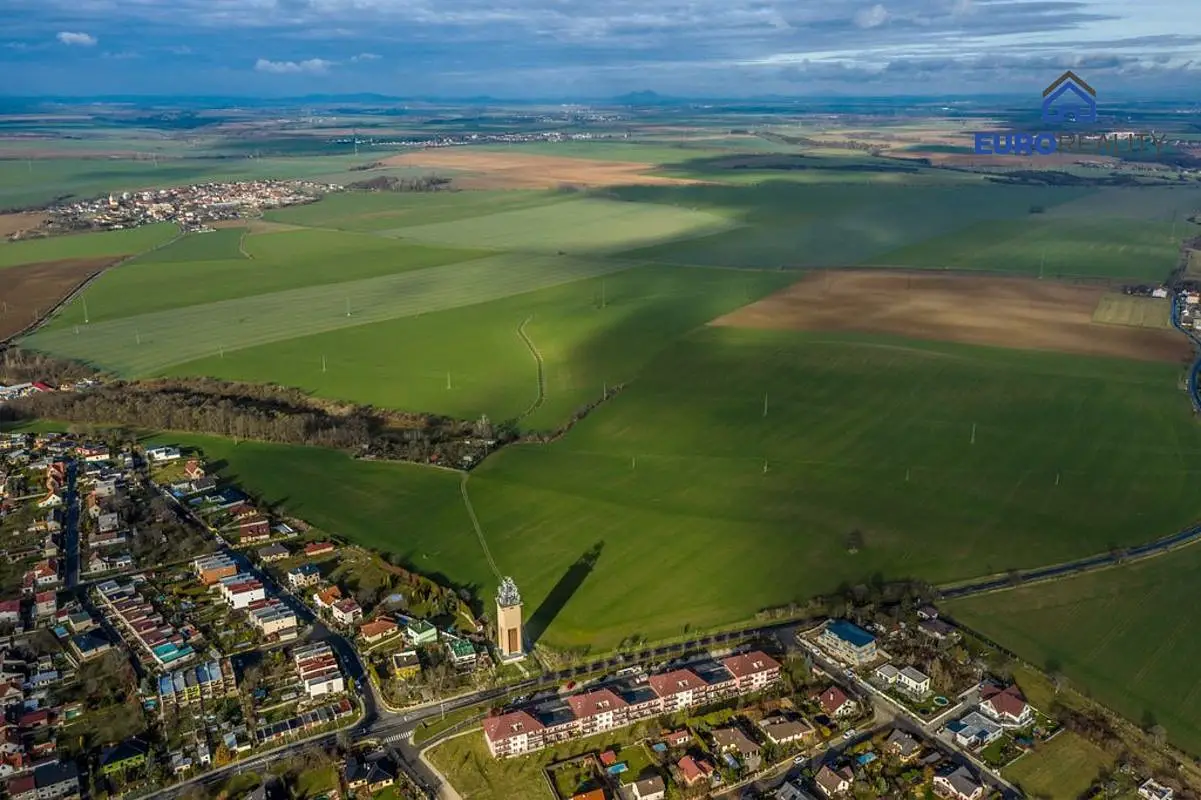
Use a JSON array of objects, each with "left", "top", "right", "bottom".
[
  {"left": 793, "top": 755, "right": 805, "bottom": 766},
  {"left": 842, "top": 729, "right": 857, "bottom": 740}
]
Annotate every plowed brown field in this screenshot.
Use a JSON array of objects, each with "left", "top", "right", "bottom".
[
  {"left": 0, "top": 257, "right": 121, "bottom": 340},
  {"left": 711, "top": 269, "right": 1189, "bottom": 363}
]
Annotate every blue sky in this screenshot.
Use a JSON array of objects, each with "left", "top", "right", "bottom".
[{"left": 3, "top": 0, "right": 1200, "bottom": 98}]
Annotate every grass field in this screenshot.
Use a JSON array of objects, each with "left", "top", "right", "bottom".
[
  {"left": 44, "top": 234, "right": 489, "bottom": 328},
  {"left": 878, "top": 218, "right": 1182, "bottom": 281},
  {"left": 1003, "top": 732, "right": 1114, "bottom": 799},
  {"left": 264, "top": 190, "right": 567, "bottom": 232},
  {"left": 135, "top": 228, "right": 247, "bottom": 263},
  {"left": 947, "top": 543, "right": 1201, "bottom": 755},
  {"left": 26, "top": 253, "right": 634, "bottom": 374},
  {"left": 385, "top": 197, "right": 732, "bottom": 254},
  {"left": 157, "top": 266, "right": 795, "bottom": 425},
  {"left": 1092, "top": 293, "right": 1174, "bottom": 330},
  {"left": 619, "top": 183, "right": 1091, "bottom": 268},
  {"left": 0, "top": 224, "right": 178, "bottom": 268}
]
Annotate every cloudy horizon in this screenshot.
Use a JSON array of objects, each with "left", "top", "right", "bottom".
[{"left": 3, "top": 0, "right": 1200, "bottom": 99}]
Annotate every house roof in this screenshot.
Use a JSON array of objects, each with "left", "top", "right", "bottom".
[
  {"left": 482, "top": 710, "right": 543, "bottom": 743},
  {"left": 101, "top": 738, "right": 149, "bottom": 766},
  {"left": 815, "top": 765, "right": 852, "bottom": 795},
  {"left": 885, "top": 729, "right": 921, "bottom": 756},
  {"left": 571, "top": 790, "right": 606, "bottom": 800},
  {"left": 566, "top": 688, "right": 628, "bottom": 719},
  {"left": 632, "top": 776, "right": 666, "bottom": 798},
  {"left": 825, "top": 620, "right": 875, "bottom": 648},
  {"left": 980, "top": 684, "right": 1028, "bottom": 718},
  {"left": 665, "top": 729, "right": 690, "bottom": 745},
  {"left": 316, "top": 587, "right": 342, "bottom": 605},
  {"left": 760, "top": 715, "right": 814, "bottom": 742},
  {"left": 722, "top": 650, "right": 781, "bottom": 679},
  {"left": 6, "top": 774, "right": 34, "bottom": 795},
  {"left": 333, "top": 598, "right": 361, "bottom": 614},
  {"left": 360, "top": 619, "right": 397, "bottom": 639},
  {"left": 678, "top": 755, "right": 705, "bottom": 784},
  {"left": 817, "top": 686, "right": 853, "bottom": 715},
  {"left": 648, "top": 668, "right": 704, "bottom": 697},
  {"left": 899, "top": 666, "right": 929, "bottom": 684},
  {"left": 875, "top": 664, "right": 900, "bottom": 679},
  {"left": 712, "top": 727, "right": 759, "bottom": 755},
  {"left": 305, "top": 541, "right": 334, "bottom": 553},
  {"left": 938, "top": 765, "right": 982, "bottom": 798}
]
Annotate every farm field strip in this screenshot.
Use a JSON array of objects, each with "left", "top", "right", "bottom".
[
  {"left": 382, "top": 197, "right": 735, "bottom": 254},
  {"left": 23, "top": 253, "right": 637, "bottom": 375}
]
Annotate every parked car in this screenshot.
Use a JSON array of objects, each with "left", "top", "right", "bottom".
[{"left": 843, "top": 728, "right": 858, "bottom": 740}]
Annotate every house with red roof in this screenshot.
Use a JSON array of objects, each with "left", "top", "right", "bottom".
[
  {"left": 648, "top": 668, "right": 708, "bottom": 712},
  {"left": 0, "top": 600, "right": 21, "bottom": 627},
  {"left": 482, "top": 710, "right": 545, "bottom": 758},
  {"left": 359, "top": 618, "right": 398, "bottom": 644},
  {"left": 305, "top": 541, "right": 335, "bottom": 558},
  {"left": 978, "top": 684, "right": 1033, "bottom": 728},
  {"left": 677, "top": 755, "right": 706, "bottom": 787},
  {"left": 332, "top": 598, "right": 362, "bottom": 626},
  {"left": 815, "top": 686, "right": 858, "bottom": 718},
  {"left": 184, "top": 460, "right": 205, "bottom": 480}
]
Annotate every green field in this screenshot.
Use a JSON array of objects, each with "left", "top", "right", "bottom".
[
  {"left": 1092, "top": 293, "right": 1174, "bottom": 330},
  {"left": 134, "top": 228, "right": 247, "bottom": 263},
  {"left": 878, "top": 218, "right": 1183, "bottom": 280},
  {"left": 1003, "top": 732, "right": 1113, "bottom": 799},
  {"left": 25, "top": 253, "right": 634, "bottom": 375},
  {"left": 619, "top": 183, "right": 1091, "bottom": 268},
  {"left": 44, "top": 233, "right": 489, "bottom": 327},
  {"left": 265, "top": 190, "right": 567, "bottom": 232},
  {"left": 0, "top": 224, "right": 178, "bottom": 268},
  {"left": 947, "top": 544, "right": 1201, "bottom": 754},
  {"left": 386, "top": 197, "right": 732, "bottom": 254},
  {"left": 157, "top": 266, "right": 795, "bottom": 426}
]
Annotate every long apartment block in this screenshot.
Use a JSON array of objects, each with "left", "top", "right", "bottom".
[
  {"left": 483, "top": 651, "right": 781, "bottom": 758},
  {"left": 94, "top": 579, "right": 196, "bottom": 670}
]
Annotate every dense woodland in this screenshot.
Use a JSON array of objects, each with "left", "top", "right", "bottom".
[{"left": 0, "top": 347, "right": 100, "bottom": 385}]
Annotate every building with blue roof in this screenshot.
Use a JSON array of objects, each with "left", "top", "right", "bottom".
[
  {"left": 816, "top": 619, "right": 878, "bottom": 666},
  {"left": 158, "top": 659, "right": 237, "bottom": 710}
]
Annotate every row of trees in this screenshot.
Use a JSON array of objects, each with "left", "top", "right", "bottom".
[{"left": 0, "top": 347, "right": 99, "bottom": 384}]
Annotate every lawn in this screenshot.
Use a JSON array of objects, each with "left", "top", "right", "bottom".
[
  {"left": 384, "top": 197, "right": 732, "bottom": 255},
  {"left": 0, "top": 224, "right": 178, "bottom": 268},
  {"left": 947, "top": 543, "right": 1201, "bottom": 755},
  {"left": 548, "top": 756, "right": 600, "bottom": 798},
  {"left": 44, "top": 232, "right": 488, "bottom": 327},
  {"left": 427, "top": 720, "right": 661, "bottom": 800},
  {"left": 153, "top": 265, "right": 795, "bottom": 426},
  {"left": 877, "top": 217, "right": 1183, "bottom": 281},
  {"left": 24, "top": 253, "right": 633, "bottom": 375},
  {"left": 617, "top": 183, "right": 1091, "bottom": 269},
  {"left": 1003, "top": 732, "right": 1114, "bottom": 799}
]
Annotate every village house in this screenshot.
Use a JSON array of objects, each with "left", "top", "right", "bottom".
[
  {"left": 404, "top": 619, "right": 438, "bottom": 646},
  {"left": 630, "top": 775, "right": 666, "bottom": 800},
  {"left": 815, "top": 686, "right": 858, "bottom": 718},
  {"left": 445, "top": 636, "right": 477, "bottom": 669},
  {"left": 814, "top": 764, "right": 854, "bottom": 797},
  {"left": 946, "top": 712, "right": 1003, "bottom": 749},
  {"left": 664, "top": 729, "right": 691, "bottom": 748},
  {"left": 217, "top": 574, "right": 266, "bottom": 610},
  {"left": 287, "top": 563, "right": 321, "bottom": 588},
  {"left": 677, "top": 755, "right": 707, "bottom": 788},
  {"left": 5, "top": 760, "right": 79, "bottom": 800},
  {"left": 391, "top": 650, "right": 421, "bottom": 681},
  {"left": 817, "top": 620, "right": 878, "bottom": 665},
  {"left": 359, "top": 618, "right": 399, "bottom": 645},
  {"left": 313, "top": 586, "right": 343, "bottom": 611},
  {"left": 247, "top": 598, "right": 297, "bottom": 637},
  {"left": 145, "top": 446, "right": 181, "bottom": 463},
  {"left": 304, "top": 541, "right": 335, "bottom": 558},
  {"left": 0, "top": 600, "right": 21, "bottom": 627},
  {"left": 194, "top": 554, "right": 238, "bottom": 586},
  {"left": 183, "top": 460, "right": 205, "bottom": 480},
  {"left": 293, "top": 642, "right": 345, "bottom": 699},
  {"left": 884, "top": 729, "right": 923, "bottom": 763},
  {"left": 257, "top": 544, "right": 289, "bottom": 563},
  {"left": 978, "top": 684, "right": 1033, "bottom": 727},
  {"left": 776, "top": 779, "right": 821, "bottom": 800},
  {"left": 759, "top": 714, "right": 815, "bottom": 746},
  {"left": 933, "top": 765, "right": 984, "bottom": 800},
  {"left": 1139, "top": 779, "right": 1174, "bottom": 800},
  {"left": 237, "top": 518, "right": 272, "bottom": 544},
  {"left": 344, "top": 752, "right": 396, "bottom": 794},
  {"left": 331, "top": 598, "right": 363, "bottom": 626},
  {"left": 712, "top": 727, "right": 762, "bottom": 770}
]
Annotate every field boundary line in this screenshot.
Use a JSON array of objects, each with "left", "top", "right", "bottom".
[
  {"left": 3, "top": 226, "right": 184, "bottom": 348},
  {"left": 515, "top": 315, "right": 546, "bottom": 421},
  {"left": 459, "top": 473, "right": 501, "bottom": 581}
]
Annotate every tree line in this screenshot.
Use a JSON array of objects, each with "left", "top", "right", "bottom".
[{"left": 0, "top": 375, "right": 518, "bottom": 466}]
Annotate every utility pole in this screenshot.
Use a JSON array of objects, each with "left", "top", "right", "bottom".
[
  {"left": 763, "top": 391, "right": 768, "bottom": 418},
  {"left": 971, "top": 423, "right": 976, "bottom": 444},
  {"left": 82, "top": 297, "right": 89, "bottom": 323},
  {"left": 345, "top": 298, "right": 351, "bottom": 317},
  {"left": 322, "top": 356, "right": 327, "bottom": 373}
]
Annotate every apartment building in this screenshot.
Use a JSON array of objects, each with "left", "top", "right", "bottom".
[
  {"left": 193, "top": 554, "right": 239, "bottom": 586},
  {"left": 217, "top": 574, "right": 266, "bottom": 610},
  {"left": 483, "top": 651, "right": 781, "bottom": 758},
  {"left": 95, "top": 579, "right": 195, "bottom": 670},
  {"left": 293, "top": 642, "right": 345, "bottom": 699},
  {"left": 247, "top": 598, "right": 298, "bottom": 637}
]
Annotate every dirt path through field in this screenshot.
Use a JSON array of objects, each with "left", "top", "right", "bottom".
[
  {"left": 380, "top": 150, "right": 703, "bottom": 189},
  {"left": 712, "top": 269, "right": 1190, "bottom": 363}
]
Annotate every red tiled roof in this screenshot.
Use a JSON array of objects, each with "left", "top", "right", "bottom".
[
  {"left": 678, "top": 755, "right": 704, "bottom": 785},
  {"left": 34, "top": 591, "right": 55, "bottom": 603},
  {"left": 665, "top": 729, "right": 689, "bottom": 745},
  {"left": 0, "top": 599, "right": 20, "bottom": 613},
  {"left": 482, "top": 710, "right": 544, "bottom": 743},
  {"left": 817, "top": 686, "right": 852, "bottom": 715},
  {"left": 305, "top": 541, "right": 335, "bottom": 554},
  {"left": 649, "top": 668, "right": 704, "bottom": 698},
  {"left": 722, "top": 650, "right": 781, "bottom": 679},
  {"left": 360, "top": 619, "right": 397, "bottom": 639},
  {"left": 333, "top": 599, "right": 361, "bottom": 614},
  {"left": 599, "top": 750, "right": 617, "bottom": 766},
  {"left": 567, "top": 688, "right": 628, "bottom": 719},
  {"left": 6, "top": 774, "right": 35, "bottom": 795},
  {"left": 981, "top": 684, "right": 1028, "bottom": 719}
]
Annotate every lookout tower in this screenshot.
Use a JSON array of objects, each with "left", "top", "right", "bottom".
[{"left": 495, "top": 577, "right": 524, "bottom": 661}]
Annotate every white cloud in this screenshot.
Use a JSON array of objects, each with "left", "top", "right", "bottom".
[
  {"left": 254, "top": 58, "right": 334, "bottom": 74},
  {"left": 351, "top": 52, "right": 382, "bottom": 61},
  {"left": 854, "top": 4, "right": 889, "bottom": 29},
  {"left": 56, "top": 31, "right": 97, "bottom": 46}
]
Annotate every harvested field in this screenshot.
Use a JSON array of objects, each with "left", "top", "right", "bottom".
[
  {"left": 711, "top": 270, "right": 1190, "bottom": 363},
  {"left": 0, "top": 213, "right": 48, "bottom": 238},
  {"left": 0, "top": 257, "right": 119, "bottom": 340},
  {"left": 1091, "top": 293, "right": 1173, "bottom": 330},
  {"left": 380, "top": 150, "right": 701, "bottom": 189}
]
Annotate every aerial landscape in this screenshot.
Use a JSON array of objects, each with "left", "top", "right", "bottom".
[{"left": 3, "top": 2, "right": 1201, "bottom": 800}]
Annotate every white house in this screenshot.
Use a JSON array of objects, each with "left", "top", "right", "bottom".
[
  {"left": 897, "top": 666, "right": 931, "bottom": 697},
  {"left": 1139, "top": 779, "right": 1174, "bottom": 800},
  {"left": 933, "top": 766, "right": 984, "bottom": 800},
  {"left": 145, "top": 446, "right": 182, "bottom": 463},
  {"left": 978, "top": 684, "right": 1033, "bottom": 728}
]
